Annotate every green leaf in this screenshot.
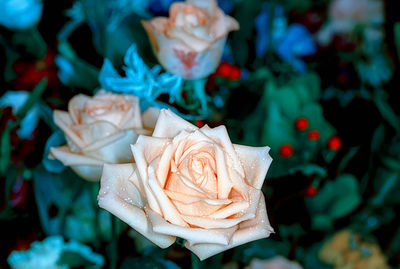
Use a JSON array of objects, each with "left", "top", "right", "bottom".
[
  {"left": 17, "top": 78, "right": 48, "bottom": 119},
  {"left": 395, "top": 22, "right": 400, "bottom": 60},
  {"left": 120, "top": 258, "right": 180, "bottom": 269},
  {"left": 306, "top": 174, "right": 361, "bottom": 228},
  {"left": 373, "top": 90, "right": 400, "bottom": 132}
]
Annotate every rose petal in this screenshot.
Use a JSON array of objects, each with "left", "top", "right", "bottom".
[
  {"left": 71, "top": 165, "right": 103, "bottom": 181},
  {"left": 233, "top": 144, "right": 273, "bottom": 189},
  {"left": 164, "top": 190, "right": 231, "bottom": 205},
  {"left": 210, "top": 9, "right": 240, "bottom": 39},
  {"left": 68, "top": 94, "right": 91, "bottom": 124},
  {"left": 74, "top": 121, "right": 119, "bottom": 145},
  {"left": 131, "top": 140, "right": 170, "bottom": 215},
  {"left": 146, "top": 207, "right": 237, "bottom": 246},
  {"left": 200, "top": 125, "right": 245, "bottom": 178},
  {"left": 82, "top": 129, "right": 137, "bottom": 164},
  {"left": 49, "top": 146, "right": 104, "bottom": 166},
  {"left": 153, "top": 109, "right": 198, "bottom": 138},
  {"left": 142, "top": 107, "right": 161, "bottom": 130},
  {"left": 187, "top": 0, "right": 217, "bottom": 15},
  {"left": 98, "top": 164, "right": 175, "bottom": 248},
  {"left": 215, "top": 145, "right": 233, "bottom": 199},
  {"left": 167, "top": 160, "right": 211, "bottom": 198},
  {"left": 180, "top": 188, "right": 261, "bottom": 228},
  {"left": 147, "top": 163, "right": 189, "bottom": 227},
  {"left": 168, "top": 28, "right": 212, "bottom": 52},
  {"left": 186, "top": 194, "right": 274, "bottom": 260},
  {"left": 53, "top": 110, "right": 86, "bottom": 150},
  {"left": 118, "top": 95, "right": 142, "bottom": 129}
]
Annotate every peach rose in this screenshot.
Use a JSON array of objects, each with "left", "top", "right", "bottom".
[
  {"left": 50, "top": 90, "right": 159, "bottom": 181},
  {"left": 246, "top": 257, "right": 303, "bottom": 269},
  {"left": 98, "top": 109, "right": 273, "bottom": 260},
  {"left": 317, "top": 0, "right": 384, "bottom": 45},
  {"left": 142, "top": 0, "right": 239, "bottom": 80}
]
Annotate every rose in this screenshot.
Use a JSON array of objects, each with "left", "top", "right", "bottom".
[
  {"left": 317, "top": 0, "right": 384, "bottom": 45},
  {"left": 0, "top": 0, "right": 43, "bottom": 30},
  {"left": 142, "top": 0, "right": 239, "bottom": 80},
  {"left": 98, "top": 109, "right": 273, "bottom": 260},
  {"left": 50, "top": 90, "right": 159, "bottom": 181},
  {"left": 246, "top": 257, "right": 303, "bottom": 269}
]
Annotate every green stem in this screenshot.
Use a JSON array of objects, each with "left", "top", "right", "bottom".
[
  {"left": 192, "top": 78, "right": 208, "bottom": 116},
  {"left": 191, "top": 252, "right": 201, "bottom": 269},
  {"left": 110, "top": 216, "right": 118, "bottom": 269}
]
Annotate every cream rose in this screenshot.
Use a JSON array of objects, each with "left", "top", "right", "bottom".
[
  {"left": 317, "top": 0, "right": 384, "bottom": 45},
  {"left": 246, "top": 257, "right": 303, "bottom": 269},
  {"left": 50, "top": 90, "right": 159, "bottom": 181},
  {"left": 142, "top": 0, "right": 239, "bottom": 80},
  {"left": 98, "top": 109, "right": 273, "bottom": 260}
]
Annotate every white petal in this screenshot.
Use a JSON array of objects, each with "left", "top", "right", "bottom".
[
  {"left": 233, "top": 145, "right": 272, "bottom": 189},
  {"left": 68, "top": 94, "right": 90, "bottom": 124},
  {"left": 146, "top": 207, "right": 236, "bottom": 246},
  {"left": 142, "top": 107, "right": 161, "bottom": 130},
  {"left": 152, "top": 109, "right": 197, "bottom": 138},
  {"left": 82, "top": 129, "right": 137, "bottom": 164},
  {"left": 186, "top": 194, "right": 273, "bottom": 260},
  {"left": 53, "top": 110, "right": 86, "bottom": 149},
  {"left": 50, "top": 146, "right": 104, "bottom": 166},
  {"left": 98, "top": 164, "right": 175, "bottom": 248},
  {"left": 148, "top": 164, "right": 188, "bottom": 227}
]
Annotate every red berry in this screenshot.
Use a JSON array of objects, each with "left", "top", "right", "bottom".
[
  {"left": 328, "top": 136, "right": 342, "bottom": 151},
  {"left": 196, "top": 120, "right": 205, "bottom": 127},
  {"left": 295, "top": 117, "right": 309, "bottom": 131},
  {"left": 279, "top": 144, "right": 294, "bottom": 158},
  {"left": 308, "top": 130, "right": 320, "bottom": 140},
  {"left": 216, "top": 62, "right": 231, "bottom": 77},
  {"left": 228, "top": 66, "right": 241, "bottom": 80},
  {"left": 306, "top": 186, "right": 318, "bottom": 197}
]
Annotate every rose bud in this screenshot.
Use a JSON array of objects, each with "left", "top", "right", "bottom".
[{"left": 142, "top": 0, "right": 239, "bottom": 80}]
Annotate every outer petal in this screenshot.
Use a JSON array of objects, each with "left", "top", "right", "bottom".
[
  {"left": 53, "top": 110, "right": 86, "bottom": 150},
  {"left": 68, "top": 94, "right": 90, "bottom": 124},
  {"left": 152, "top": 109, "right": 198, "bottom": 138},
  {"left": 233, "top": 144, "right": 273, "bottom": 189},
  {"left": 146, "top": 207, "right": 237, "bottom": 246},
  {"left": 186, "top": 194, "right": 274, "bottom": 260},
  {"left": 82, "top": 129, "right": 137, "bottom": 164},
  {"left": 49, "top": 146, "right": 104, "bottom": 166},
  {"left": 98, "top": 164, "right": 175, "bottom": 248},
  {"left": 142, "top": 107, "right": 161, "bottom": 131},
  {"left": 49, "top": 146, "right": 104, "bottom": 181}
]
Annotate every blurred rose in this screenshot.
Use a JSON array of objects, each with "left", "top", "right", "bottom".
[
  {"left": 246, "top": 257, "right": 303, "bottom": 269},
  {"left": 0, "top": 0, "right": 43, "bottom": 30},
  {"left": 50, "top": 90, "right": 159, "bottom": 181},
  {"left": 142, "top": 0, "right": 239, "bottom": 79},
  {"left": 98, "top": 109, "right": 273, "bottom": 260},
  {"left": 317, "top": 0, "right": 384, "bottom": 45},
  {"left": 319, "top": 229, "right": 389, "bottom": 269}
]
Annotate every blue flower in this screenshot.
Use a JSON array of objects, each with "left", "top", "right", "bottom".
[
  {"left": 7, "top": 236, "right": 104, "bottom": 269},
  {"left": 0, "top": 91, "right": 40, "bottom": 139},
  {"left": 0, "top": 0, "right": 43, "bottom": 30},
  {"left": 99, "top": 44, "right": 183, "bottom": 104},
  {"left": 275, "top": 24, "right": 317, "bottom": 73},
  {"left": 255, "top": 5, "right": 316, "bottom": 73}
]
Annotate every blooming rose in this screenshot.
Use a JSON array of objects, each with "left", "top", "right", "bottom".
[
  {"left": 246, "top": 257, "right": 303, "bottom": 269},
  {"left": 142, "top": 0, "right": 239, "bottom": 80},
  {"left": 317, "top": 0, "right": 384, "bottom": 45},
  {"left": 98, "top": 109, "right": 273, "bottom": 260},
  {"left": 50, "top": 90, "right": 159, "bottom": 181}
]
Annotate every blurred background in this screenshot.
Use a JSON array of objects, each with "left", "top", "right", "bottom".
[{"left": 1, "top": 0, "right": 400, "bottom": 268}]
